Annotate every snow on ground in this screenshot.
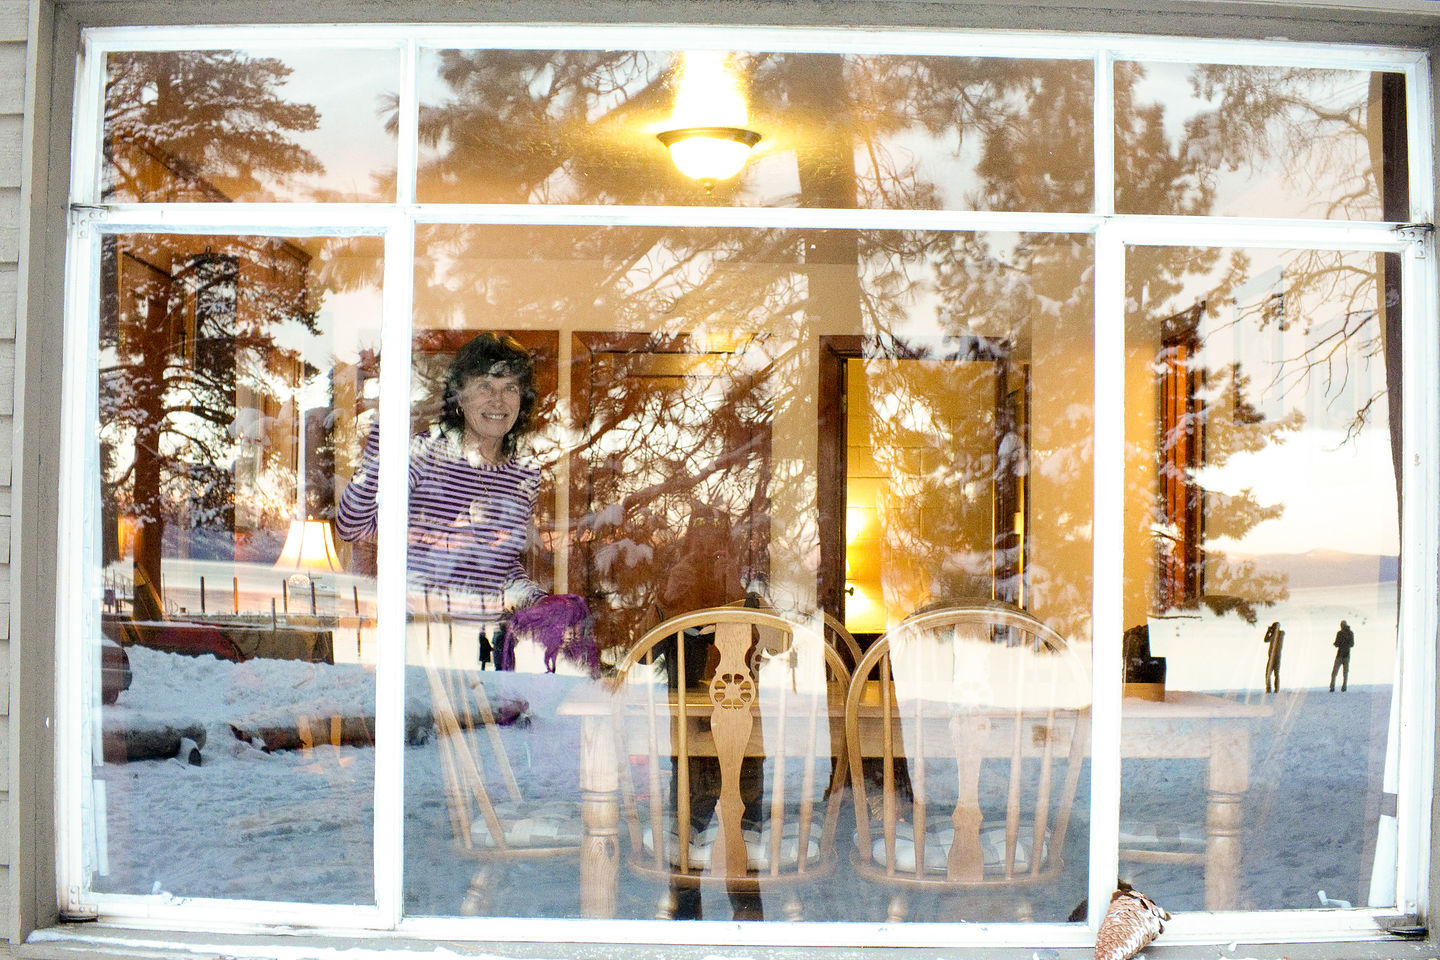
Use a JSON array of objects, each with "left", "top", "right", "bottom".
[{"left": 91, "top": 631, "right": 1396, "bottom": 921}]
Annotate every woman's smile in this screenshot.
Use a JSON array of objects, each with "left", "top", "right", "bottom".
[{"left": 458, "top": 373, "right": 522, "bottom": 461}]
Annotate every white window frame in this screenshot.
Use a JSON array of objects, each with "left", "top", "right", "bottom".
[{"left": 55, "top": 22, "right": 1438, "bottom": 950}]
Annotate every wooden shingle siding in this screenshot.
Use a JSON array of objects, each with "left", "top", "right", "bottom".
[
  {"left": 0, "top": 190, "right": 17, "bottom": 263},
  {"left": 0, "top": 45, "right": 19, "bottom": 113},
  {"left": 0, "top": 116, "right": 19, "bottom": 185},
  {"left": 0, "top": 1, "right": 24, "bottom": 44},
  {"left": 0, "top": 0, "right": 23, "bottom": 926},
  {"left": 0, "top": 266, "right": 15, "bottom": 340}
]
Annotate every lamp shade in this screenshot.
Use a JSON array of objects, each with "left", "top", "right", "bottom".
[
  {"left": 657, "top": 126, "right": 761, "bottom": 184},
  {"left": 275, "top": 518, "right": 343, "bottom": 573}
]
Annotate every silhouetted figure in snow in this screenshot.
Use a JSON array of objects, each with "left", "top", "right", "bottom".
[
  {"left": 1330, "top": 620, "right": 1355, "bottom": 692},
  {"left": 1262, "top": 621, "right": 1284, "bottom": 693}
]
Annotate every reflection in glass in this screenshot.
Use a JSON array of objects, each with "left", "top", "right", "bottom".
[
  {"left": 835, "top": 344, "right": 1029, "bottom": 637},
  {"left": 90, "top": 233, "right": 383, "bottom": 903},
  {"left": 416, "top": 49, "right": 1091, "bottom": 211},
  {"left": 391, "top": 326, "right": 585, "bottom": 916},
  {"left": 845, "top": 606, "right": 1092, "bottom": 922},
  {"left": 1115, "top": 63, "right": 1407, "bottom": 220},
  {"left": 395, "top": 223, "right": 1094, "bottom": 920},
  {"left": 571, "top": 331, "right": 774, "bottom": 659},
  {"left": 611, "top": 610, "right": 847, "bottom": 922},
  {"left": 1122, "top": 246, "right": 1399, "bottom": 911},
  {"left": 103, "top": 49, "right": 399, "bottom": 202}
]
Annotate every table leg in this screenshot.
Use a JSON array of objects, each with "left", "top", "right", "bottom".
[
  {"left": 1205, "top": 724, "right": 1250, "bottom": 910},
  {"left": 578, "top": 713, "right": 619, "bottom": 918}
]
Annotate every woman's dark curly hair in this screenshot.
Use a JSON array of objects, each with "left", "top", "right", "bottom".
[{"left": 438, "top": 332, "right": 538, "bottom": 458}]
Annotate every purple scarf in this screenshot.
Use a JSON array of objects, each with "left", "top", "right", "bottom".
[{"left": 501, "top": 594, "right": 600, "bottom": 677}]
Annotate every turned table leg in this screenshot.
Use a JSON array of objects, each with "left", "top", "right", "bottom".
[
  {"left": 1205, "top": 723, "right": 1250, "bottom": 911},
  {"left": 578, "top": 713, "right": 620, "bottom": 918}
]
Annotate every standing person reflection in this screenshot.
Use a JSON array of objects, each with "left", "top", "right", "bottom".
[
  {"left": 1262, "top": 620, "right": 1284, "bottom": 693},
  {"left": 336, "top": 332, "right": 547, "bottom": 665},
  {"left": 1330, "top": 619, "right": 1355, "bottom": 692}
]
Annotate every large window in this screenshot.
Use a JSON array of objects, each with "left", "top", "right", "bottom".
[{"left": 57, "top": 25, "right": 1435, "bottom": 949}]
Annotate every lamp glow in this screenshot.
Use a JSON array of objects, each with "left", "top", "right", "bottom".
[
  {"left": 657, "top": 126, "right": 761, "bottom": 185},
  {"left": 275, "top": 518, "right": 343, "bottom": 573},
  {"left": 658, "top": 51, "right": 760, "bottom": 187},
  {"left": 276, "top": 518, "right": 342, "bottom": 617},
  {"left": 845, "top": 505, "right": 869, "bottom": 544}
]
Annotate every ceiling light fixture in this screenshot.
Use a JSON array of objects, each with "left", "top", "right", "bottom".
[{"left": 657, "top": 125, "right": 762, "bottom": 188}]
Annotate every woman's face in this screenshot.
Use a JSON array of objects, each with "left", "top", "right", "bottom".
[{"left": 456, "top": 373, "right": 522, "bottom": 449}]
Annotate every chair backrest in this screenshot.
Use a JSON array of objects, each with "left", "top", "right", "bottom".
[
  {"left": 821, "top": 611, "right": 865, "bottom": 672},
  {"left": 844, "top": 603, "right": 1091, "bottom": 888},
  {"left": 613, "top": 607, "right": 851, "bottom": 885},
  {"left": 721, "top": 598, "right": 864, "bottom": 673}
]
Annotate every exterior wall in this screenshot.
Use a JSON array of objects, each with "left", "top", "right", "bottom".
[
  {"left": 4, "top": 1, "right": 1440, "bottom": 958},
  {"left": 0, "top": 0, "right": 25, "bottom": 946}
]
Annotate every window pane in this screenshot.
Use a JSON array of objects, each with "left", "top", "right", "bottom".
[
  {"left": 416, "top": 50, "right": 1092, "bottom": 211},
  {"left": 103, "top": 49, "right": 399, "bottom": 202},
  {"left": 1121, "top": 245, "right": 1399, "bottom": 912},
  {"left": 1115, "top": 64, "right": 1407, "bottom": 220},
  {"left": 90, "top": 233, "right": 383, "bottom": 903},
  {"left": 386, "top": 224, "right": 1093, "bottom": 921}
]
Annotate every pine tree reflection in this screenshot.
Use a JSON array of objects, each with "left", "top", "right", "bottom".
[
  {"left": 105, "top": 47, "right": 1402, "bottom": 655},
  {"left": 104, "top": 51, "right": 322, "bottom": 203},
  {"left": 403, "top": 51, "right": 1401, "bottom": 653},
  {"left": 88, "top": 36, "right": 1411, "bottom": 917},
  {"left": 100, "top": 234, "right": 321, "bottom": 620}
]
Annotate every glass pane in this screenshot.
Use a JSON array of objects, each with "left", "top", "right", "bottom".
[
  {"left": 1115, "top": 63, "right": 1407, "bottom": 220},
  {"left": 852, "top": 608, "right": 1092, "bottom": 923},
  {"left": 1121, "top": 245, "right": 1399, "bottom": 912},
  {"left": 416, "top": 50, "right": 1092, "bottom": 211},
  {"left": 387, "top": 224, "right": 1094, "bottom": 921},
  {"left": 843, "top": 351, "right": 1030, "bottom": 634},
  {"left": 103, "top": 49, "right": 399, "bottom": 202},
  {"left": 89, "top": 232, "right": 384, "bottom": 903}
]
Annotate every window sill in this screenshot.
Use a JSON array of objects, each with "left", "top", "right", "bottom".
[{"left": 15, "top": 921, "right": 1440, "bottom": 960}]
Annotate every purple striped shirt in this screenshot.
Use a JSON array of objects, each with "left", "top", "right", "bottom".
[{"left": 336, "top": 425, "right": 545, "bottom": 620}]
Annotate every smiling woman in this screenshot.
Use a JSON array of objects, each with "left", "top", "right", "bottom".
[{"left": 336, "top": 332, "right": 550, "bottom": 658}]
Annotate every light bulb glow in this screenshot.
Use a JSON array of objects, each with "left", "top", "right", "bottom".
[
  {"left": 672, "top": 50, "right": 747, "bottom": 129},
  {"left": 658, "top": 127, "right": 760, "bottom": 183},
  {"left": 658, "top": 51, "right": 760, "bottom": 184},
  {"left": 846, "top": 505, "right": 869, "bottom": 543}
]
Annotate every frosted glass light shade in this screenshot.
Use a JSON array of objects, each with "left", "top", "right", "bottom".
[
  {"left": 275, "top": 518, "right": 343, "bottom": 573},
  {"left": 657, "top": 126, "right": 761, "bottom": 184}
]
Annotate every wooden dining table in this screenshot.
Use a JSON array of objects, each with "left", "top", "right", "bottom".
[{"left": 556, "top": 682, "right": 1271, "bottom": 917}]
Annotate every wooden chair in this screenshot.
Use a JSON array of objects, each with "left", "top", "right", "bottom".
[
  {"left": 843, "top": 603, "right": 1091, "bottom": 922},
  {"left": 821, "top": 611, "right": 865, "bottom": 673},
  {"left": 426, "top": 664, "right": 582, "bottom": 915},
  {"left": 720, "top": 598, "right": 864, "bottom": 673},
  {"left": 612, "top": 607, "right": 851, "bottom": 920}
]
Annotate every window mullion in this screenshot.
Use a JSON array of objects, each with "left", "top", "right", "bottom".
[
  {"left": 69, "top": 34, "right": 105, "bottom": 207},
  {"left": 372, "top": 38, "right": 419, "bottom": 928},
  {"left": 91, "top": 204, "right": 401, "bottom": 231},
  {"left": 1087, "top": 221, "right": 1126, "bottom": 929},
  {"left": 396, "top": 39, "right": 419, "bottom": 209},
  {"left": 55, "top": 217, "right": 105, "bottom": 915},
  {"left": 373, "top": 216, "right": 416, "bottom": 928},
  {"left": 1405, "top": 55, "right": 1435, "bottom": 225},
  {"left": 1394, "top": 233, "right": 1439, "bottom": 918},
  {"left": 1094, "top": 51, "right": 1115, "bottom": 218}
]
